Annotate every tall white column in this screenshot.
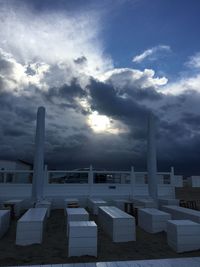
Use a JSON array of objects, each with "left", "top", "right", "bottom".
[
  {"left": 130, "top": 166, "right": 136, "bottom": 198},
  {"left": 147, "top": 112, "right": 158, "bottom": 199},
  {"left": 88, "top": 165, "right": 93, "bottom": 197},
  {"left": 32, "top": 106, "right": 45, "bottom": 204}
]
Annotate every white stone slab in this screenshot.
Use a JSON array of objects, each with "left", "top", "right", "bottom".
[
  {"left": 68, "top": 247, "right": 97, "bottom": 257},
  {"left": 66, "top": 208, "right": 89, "bottom": 234},
  {"left": 35, "top": 200, "right": 51, "bottom": 217},
  {"left": 88, "top": 198, "right": 107, "bottom": 215},
  {"left": 69, "top": 221, "right": 97, "bottom": 237},
  {"left": 98, "top": 206, "right": 136, "bottom": 242},
  {"left": 138, "top": 208, "right": 171, "bottom": 233},
  {"left": 161, "top": 205, "right": 200, "bottom": 223},
  {"left": 69, "top": 237, "right": 97, "bottom": 247},
  {"left": 158, "top": 198, "right": 179, "bottom": 209},
  {"left": 66, "top": 208, "right": 89, "bottom": 220},
  {"left": 167, "top": 220, "right": 200, "bottom": 252},
  {"left": 16, "top": 208, "right": 47, "bottom": 245},
  {"left": 0, "top": 210, "right": 10, "bottom": 238},
  {"left": 68, "top": 220, "right": 97, "bottom": 257}
]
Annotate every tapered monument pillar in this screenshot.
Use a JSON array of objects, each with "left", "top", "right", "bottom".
[
  {"left": 32, "top": 106, "right": 45, "bottom": 204},
  {"left": 147, "top": 112, "right": 158, "bottom": 199}
]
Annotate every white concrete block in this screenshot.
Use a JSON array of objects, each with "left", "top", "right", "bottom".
[
  {"left": 167, "top": 220, "right": 200, "bottom": 252},
  {"left": 35, "top": 200, "right": 51, "bottom": 217},
  {"left": 69, "top": 237, "right": 97, "bottom": 247},
  {"left": 66, "top": 208, "right": 89, "bottom": 221},
  {"left": 138, "top": 208, "right": 171, "bottom": 233},
  {"left": 68, "top": 247, "right": 97, "bottom": 257},
  {"left": 0, "top": 210, "right": 10, "bottom": 238},
  {"left": 161, "top": 205, "right": 200, "bottom": 223},
  {"left": 68, "top": 220, "right": 97, "bottom": 257},
  {"left": 98, "top": 206, "right": 136, "bottom": 242},
  {"left": 69, "top": 221, "right": 97, "bottom": 237},
  {"left": 16, "top": 208, "right": 47, "bottom": 246},
  {"left": 158, "top": 198, "right": 179, "bottom": 209},
  {"left": 88, "top": 198, "right": 107, "bottom": 215}
]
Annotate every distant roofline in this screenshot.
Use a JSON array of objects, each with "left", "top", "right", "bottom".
[
  {"left": 0, "top": 159, "right": 33, "bottom": 167},
  {"left": 17, "top": 159, "right": 33, "bottom": 167}
]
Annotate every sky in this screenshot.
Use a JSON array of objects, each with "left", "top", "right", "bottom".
[{"left": 1, "top": 0, "right": 200, "bottom": 174}]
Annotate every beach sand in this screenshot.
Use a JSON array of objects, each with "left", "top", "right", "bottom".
[{"left": 0, "top": 209, "right": 200, "bottom": 266}]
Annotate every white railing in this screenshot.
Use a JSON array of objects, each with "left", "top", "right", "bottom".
[
  {"left": 0, "top": 169, "right": 173, "bottom": 185},
  {"left": 0, "top": 170, "right": 33, "bottom": 184}
]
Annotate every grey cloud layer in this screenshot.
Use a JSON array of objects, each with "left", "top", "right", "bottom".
[{"left": 1, "top": 47, "right": 200, "bottom": 174}]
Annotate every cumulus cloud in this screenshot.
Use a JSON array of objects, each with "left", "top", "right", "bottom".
[
  {"left": 1, "top": 1, "right": 200, "bottom": 173},
  {"left": 185, "top": 52, "right": 200, "bottom": 69},
  {"left": 132, "top": 45, "right": 171, "bottom": 63},
  {"left": 0, "top": 0, "right": 113, "bottom": 80}
]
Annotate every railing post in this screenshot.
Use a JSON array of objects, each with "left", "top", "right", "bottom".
[
  {"left": 3, "top": 172, "right": 7, "bottom": 183},
  {"left": 130, "top": 166, "right": 136, "bottom": 199},
  {"left": 170, "top": 166, "right": 174, "bottom": 185},
  {"left": 88, "top": 165, "right": 93, "bottom": 197},
  {"left": 170, "top": 166, "right": 176, "bottom": 198}
]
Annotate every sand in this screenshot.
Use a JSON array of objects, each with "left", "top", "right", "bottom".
[{"left": 0, "top": 209, "right": 200, "bottom": 266}]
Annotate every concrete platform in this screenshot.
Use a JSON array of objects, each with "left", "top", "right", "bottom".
[{"left": 8, "top": 257, "right": 200, "bottom": 267}]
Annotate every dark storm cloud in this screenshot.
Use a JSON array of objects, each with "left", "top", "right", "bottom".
[
  {"left": 44, "top": 79, "right": 87, "bottom": 111},
  {"left": 88, "top": 78, "right": 149, "bottom": 120},
  {"left": 1, "top": 49, "right": 200, "bottom": 174},
  {"left": 181, "top": 112, "right": 200, "bottom": 128}
]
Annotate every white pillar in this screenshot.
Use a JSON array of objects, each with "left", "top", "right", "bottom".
[
  {"left": 147, "top": 112, "right": 158, "bottom": 199},
  {"left": 32, "top": 106, "right": 45, "bottom": 204},
  {"left": 88, "top": 165, "right": 93, "bottom": 197},
  {"left": 130, "top": 166, "right": 136, "bottom": 199},
  {"left": 170, "top": 166, "right": 176, "bottom": 198},
  {"left": 170, "top": 166, "right": 174, "bottom": 185}
]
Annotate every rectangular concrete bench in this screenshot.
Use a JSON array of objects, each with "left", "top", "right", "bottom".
[
  {"left": 0, "top": 210, "right": 10, "bottom": 238},
  {"left": 35, "top": 200, "right": 51, "bottom": 217},
  {"left": 161, "top": 205, "right": 200, "bottom": 223},
  {"left": 158, "top": 198, "right": 179, "bottom": 209},
  {"left": 138, "top": 208, "right": 171, "bottom": 233},
  {"left": 98, "top": 206, "right": 136, "bottom": 242},
  {"left": 66, "top": 208, "right": 89, "bottom": 234},
  {"left": 167, "top": 220, "right": 200, "bottom": 252},
  {"left": 3, "top": 199, "right": 24, "bottom": 217},
  {"left": 68, "top": 221, "right": 97, "bottom": 257},
  {"left": 88, "top": 198, "right": 107, "bottom": 215},
  {"left": 16, "top": 207, "right": 47, "bottom": 245}
]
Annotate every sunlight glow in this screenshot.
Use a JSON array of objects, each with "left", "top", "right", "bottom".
[{"left": 88, "top": 111, "right": 111, "bottom": 133}]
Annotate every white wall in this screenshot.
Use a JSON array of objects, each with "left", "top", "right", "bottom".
[
  {"left": 188, "top": 176, "right": 200, "bottom": 187},
  {"left": 173, "top": 175, "right": 183, "bottom": 187},
  {"left": 0, "top": 160, "right": 16, "bottom": 170}
]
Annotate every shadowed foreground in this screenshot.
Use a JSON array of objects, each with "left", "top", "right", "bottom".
[{"left": 0, "top": 209, "right": 200, "bottom": 266}]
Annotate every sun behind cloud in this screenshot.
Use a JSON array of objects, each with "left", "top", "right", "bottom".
[{"left": 88, "top": 111, "right": 111, "bottom": 133}]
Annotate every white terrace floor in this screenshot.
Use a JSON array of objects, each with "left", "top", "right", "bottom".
[{"left": 6, "top": 257, "right": 200, "bottom": 267}]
